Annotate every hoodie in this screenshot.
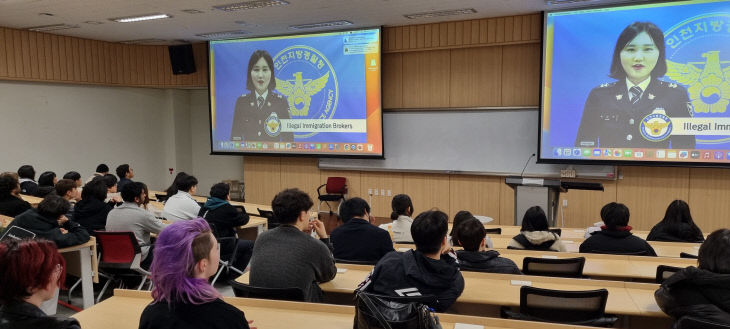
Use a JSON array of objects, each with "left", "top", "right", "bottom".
[
  {"left": 18, "top": 178, "right": 38, "bottom": 196},
  {"left": 7, "top": 209, "right": 89, "bottom": 248},
  {"left": 366, "top": 250, "right": 464, "bottom": 312},
  {"left": 456, "top": 250, "right": 522, "bottom": 274},
  {"left": 655, "top": 266, "right": 730, "bottom": 324},
  {"left": 508, "top": 231, "right": 566, "bottom": 252},
  {"left": 198, "top": 198, "right": 249, "bottom": 239}
]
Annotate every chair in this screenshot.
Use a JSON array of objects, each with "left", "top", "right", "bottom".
[
  {"left": 680, "top": 252, "right": 698, "bottom": 259},
  {"left": 94, "top": 231, "right": 151, "bottom": 303},
  {"left": 257, "top": 208, "right": 278, "bottom": 230},
  {"left": 207, "top": 223, "right": 245, "bottom": 285},
  {"left": 335, "top": 258, "right": 378, "bottom": 265},
  {"left": 522, "top": 257, "right": 585, "bottom": 278},
  {"left": 154, "top": 193, "right": 168, "bottom": 202},
  {"left": 317, "top": 177, "right": 347, "bottom": 214},
  {"left": 655, "top": 265, "right": 683, "bottom": 284},
  {"left": 485, "top": 228, "right": 502, "bottom": 235},
  {"left": 676, "top": 316, "right": 730, "bottom": 329},
  {"left": 229, "top": 280, "right": 305, "bottom": 301},
  {"left": 548, "top": 228, "right": 562, "bottom": 237},
  {"left": 501, "top": 286, "right": 618, "bottom": 327}
]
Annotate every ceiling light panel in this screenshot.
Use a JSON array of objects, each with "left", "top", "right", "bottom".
[
  {"left": 110, "top": 13, "right": 171, "bottom": 23},
  {"left": 196, "top": 30, "right": 251, "bottom": 39},
  {"left": 27, "top": 24, "right": 80, "bottom": 32},
  {"left": 404, "top": 8, "right": 477, "bottom": 19},
  {"left": 289, "top": 20, "right": 353, "bottom": 30},
  {"left": 213, "top": 0, "right": 289, "bottom": 12}
]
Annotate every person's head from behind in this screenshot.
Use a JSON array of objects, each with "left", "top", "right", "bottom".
[
  {"left": 81, "top": 180, "right": 108, "bottom": 202},
  {"left": 137, "top": 182, "right": 150, "bottom": 207},
  {"left": 390, "top": 194, "right": 413, "bottom": 220},
  {"left": 37, "top": 194, "right": 70, "bottom": 220},
  {"left": 116, "top": 164, "right": 133, "bottom": 179},
  {"left": 451, "top": 210, "right": 474, "bottom": 237},
  {"left": 0, "top": 172, "right": 20, "bottom": 198},
  {"left": 55, "top": 179, "right": 80, "bottom": 201},
  {"left": 698, "top": 229, "right": 730, "bottom": 274},
  {"left": 271, "top": 188, "right": 313, "bottom": 226},
  {"left": 0, "top": 239, "right": 66, "bottom": 306},
  {"left": 175, "top": 175, "right": 198, "bottom": 195},
  {"left": 62, "top": 171, "right": 82, "bottom": 187},
  {"left": 609, "top": 21, "right": 666, "bottom": 85},
  {"left": 17, "top": 165, "right": 35, "bottom": 181},
  {"left": 457, "top": 218, "right": 488, "bottom": 252},
  {"left": 411, "top": 210, "right": 449, "bottom": 256},
  {"left": 98, "top": 174, "right": 118, "bottom": 193},
  {"left": 121, "top": 181, "right": 145, "bottom": 205},
  {"left": 600, "top": 202, "right": 630, "bottom": 230},
  {"left": 661, "top": 200, "right": 702, "bottom": 236},
  {"left": 340, "top": 197, "right": 371, "bottom": 223},
  {"left": 150, "top": 218, "right": 220, "bottom": 304},
  {"left": 521, "top": 206, "right": 549, "bottom": 232},
  {"left": 38, "top": 171, "right": 57, "bottom": 187},
  {"left": 247, "top": 50, "right": 276, "bottom": 95},
  {"left": 209, "top": 183, "right": 230, "bottom": 200},
  {"left": 95, "top": 164, "right": 109, "bottom": 175}
]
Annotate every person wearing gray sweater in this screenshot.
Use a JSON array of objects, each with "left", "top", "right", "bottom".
[{"left": 249, "top": 188, "right": 336, "bottom": 302}]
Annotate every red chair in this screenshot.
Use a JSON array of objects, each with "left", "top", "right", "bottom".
[
  {"left": 94, "top": 231, "right": 151, "bottom": 303},
  {"left": 317, "top": 177, "right": 347, "bottom": 214}
]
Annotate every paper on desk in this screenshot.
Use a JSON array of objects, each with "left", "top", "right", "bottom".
[
  {"left": 454, "top": 324, "right": 484, "bottom": 329},
  {"left": 397, "top": 248, "right": 411, "bottom": 252},
  {"left": 510, "top": 280, "right": 532, "bottom": 286},
  {"left": 541, "top": 255, "right": 558, "bottom": 259},
  {"left": 336, "top": 268, "right": 347, "bottom": 273}
]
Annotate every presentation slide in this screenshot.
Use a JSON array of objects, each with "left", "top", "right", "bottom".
[
  {"left": 208, "top": 28, "right": 382, "bottom": 157},
  {"left": 541, "top": 0, "right": 730, "bottom": 165}
]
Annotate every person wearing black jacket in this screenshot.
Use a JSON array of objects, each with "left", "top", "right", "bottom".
[
  {"left": 331, "top": 197, "right": 394, "bottom": 263},
  {"left": 73, "top": 180, "right": 114, "bottom": 235},
  {"left": 7, "top": 194, "right": 89, "bottom": 248},
  {"left": 363, "top": 210, "right": 464, "bottom": 312},
  {"left": 655, "top": 229, "right": 730, "bottom": 325},
  {"left": 579, "top": 202, "right": 657, "bottom": 256},
  {"left": 17, "top": 165, "right": 38, "bottom": 196},
  {"left": 198, "top": 183, "right": 254, "bottom": 273},
  {"left": 0, "top": 172, "right": 31, "bottom": 217},
  {"left": 455, "top": 218, "right": 522, "bottom": 274},
  {"left": 35, "top": 172, "right": 57, "bottom": 198},
  {"left": 647, "top": 200, "right": 705, "bottom": 243}
]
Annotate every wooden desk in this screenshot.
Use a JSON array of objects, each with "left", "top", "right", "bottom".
[
  {"left": 0, "top": 214, "right": 12, "bottom": 228},
  {"left": 74, "top": 289, "right": 599, "bottom": 329},
  {"left": 148, "top": 191, "right": 273, "bottom": 215},
  {"left": 59, "top": 237, "right": 99, "bottom": 309},
  {"left": 158, "top": 216, "right": 268, "bottom": 240},
  {"left": 20, "top": 194, "right": 43, "bottom": 207}
]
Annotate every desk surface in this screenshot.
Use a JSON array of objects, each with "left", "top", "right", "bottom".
[
  {"left": 74, "top": 289, "right": 598, "bottom": 329},
  {"left": 148, "top": 191, "right": 272, "bottom": 213},
  {"left": 19, "top": 194, "right": 43, "bottom": 207}
]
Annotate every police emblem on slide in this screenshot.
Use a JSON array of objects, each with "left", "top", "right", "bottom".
[
  {"left": 264, "top": 112, "right": 282, "bottom": 137},
  {"left": 640, "top": 112, "right": 672, "bottom": 142}
]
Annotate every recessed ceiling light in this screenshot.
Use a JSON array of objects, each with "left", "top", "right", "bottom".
[
  {"left": 110, "top": 13, "right": 171, "bottom": 23},
  {"left": 181, "top": 9, "right": 205, "bottom": 14},
  {"left": 196, "top": 30, "right": 250, "bottom": 39},
  {"left": 119, "top": 39, "right": 167, "bottom": 44},
  {"left": 83, "top": 20, "right": 104, "bottom": 25},
  {"left": 26, "top": 24, "right": 80, "bottom": 32},
  {"left": 213, "top": 0, "right": 289, "bottom": 12},
  {"left": 289, "top": 20, "right": 353, "bottom": 30},
  {"left": 404, "top": 8, "right": 477, "bottom": 19}
]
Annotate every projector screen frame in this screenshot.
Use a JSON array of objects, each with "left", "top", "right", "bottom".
[
  {"left": 207, "top": 26, "right": 385, "bottom": 160},
  {"left": 537, "top": 0, "right": 730, "bottom": 168}
]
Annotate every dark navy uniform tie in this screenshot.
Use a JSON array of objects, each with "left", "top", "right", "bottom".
[
  {"left": 257, "top": 96, "right": 264, "bottom": 110},
  {"left": 629, "top": 86, "right": 642, "bottom": 104}
]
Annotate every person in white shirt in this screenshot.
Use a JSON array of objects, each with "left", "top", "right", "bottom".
[
  {"left": 379, "top": 194, "right": 414, "bottom": 243},
  {"left": 162, "top": 175, "right": 201, "bottom": 222}
]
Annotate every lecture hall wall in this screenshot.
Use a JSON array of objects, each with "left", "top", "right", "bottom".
[{"left": 1, "top": 15, "right": 728, "bottom": 232}]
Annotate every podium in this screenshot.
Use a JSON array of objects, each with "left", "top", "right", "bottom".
[{"left": 506, "top": 176, "right": 603, "bottom": 227}]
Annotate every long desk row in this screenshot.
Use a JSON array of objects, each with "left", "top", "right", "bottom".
[
  {"left": 75, "top": 289, "right": 604, "bottom": 329},
  {"left": 148, "top": 190, "right": 272, "bottom": 213}
]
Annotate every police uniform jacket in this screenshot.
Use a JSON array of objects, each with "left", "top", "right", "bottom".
[
  {"left": 575, "top": 79, "right": 696, "bottom": 149},
  {"left": 230, "top": 91, "right": 292, "bottom": 142}
]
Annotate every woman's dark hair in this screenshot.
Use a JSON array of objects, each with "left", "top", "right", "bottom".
[
  {"left": 165, "top": 172, "right": 188, "bottom": 197},
  {"left": 81, "top": 180, "right": 108, "bottom": 202},
  {"left": 37, "top": 171, "right": 56, "bottom": 187},
  {"left": 62, "top": 171, "right": 81, "bottom": 182},
  {"left": 17, "top": 165, "right": 35, "bottom": 180},
  {"left": 95, "top": 164, "right": 109, "bottom": 173},
  {"left": 246, "top": 50, "right": 277, "bottom": 92},
  {"left": 521, "top": 206, "right": 549, "bottom": 232},
  {"left": 600, "top": 202, "right": 630, "bottom": 229},
  {"left": 209, "top": 183, "right": 230, "bottom": 200},
  {"left": 390, "top": 194, "right": 413, "bottom": 220},
  {"left": 698, "top": 229, "right": 730, "bottom": 274},
  {"left": 176, "top": 175, "right": 198, "bottom": 193},
  {"left": 660, "top": 200, "right": 704, "bottom": 241},
  {"left": 411, "top": 210, "right": 448, "bottom": 254},
  {"left": 609, "top": 21, "right": 667, "bottom": 80},
  {"left": 101, "top": 174, "right": 118, "bottom": 189},
  {"left": 271, "top": 188, "right": 313, "bottom": 224},
  {"left": 456, "top": 218, "right": 487, "bottom": 252},
  {"left": 0, "top": 173, "right": 19, "bottom": 197},
  {"left": 450, "top": 210, "right": 476, "bottom": 247},
  {"left": 121, "top": 181, "right": 144, "bottom": 203}
]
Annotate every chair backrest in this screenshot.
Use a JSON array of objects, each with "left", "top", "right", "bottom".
[
  {"left": 676, "top": 316, "right": 730, "bottom": 329},
  {"left": 229, "top": 280, "right": 305, "bottom": 301},
  {"left": 335, "top": 258, "right": 378, "bottom": 265},
  {"left": 589, "top": 249, "right": 648, "bottom": 256},
  {"left": 656, "top": 265, "right": 683, "bottom": 284},
  {"left": 680, "top": 252, "right": 698, "bottom": 259},
  {"left": 485, "top": 228, "right": 502, "bottom": 235},
  {"left": 94, "top": 231, "right": 142, "bottom": 267},
  {"left": 257, "top": 208, "right": 279, "bottom": 229},
  {"left": 522, "top": 257, "right": 585, "bottom": 278},
  {"left": 548, "top": 228, "right": 562, "bottom": 237},
  {"left": 325, "top": 177, "right": 347, "bottom": 194},
  {"left": 519, "top": 286, "right": 609, "bottom": 323},
  {"left": 233, "top": 205, "right": 246, "bottom": 214}
]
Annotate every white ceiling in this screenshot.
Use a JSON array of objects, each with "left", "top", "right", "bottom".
[{"left": 0, "top": 0, "right": 644, "bottom": 43}]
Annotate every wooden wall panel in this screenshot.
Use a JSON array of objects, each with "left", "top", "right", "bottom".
[
  {"left": 280, "top": 158, "right": 321, "bottom": 203},
  {"left": 242, "top": 157, "right": 281, "bottom": 205},
  {"left": 360, "top": 172, "right": 404, "bottom": 217},
  {"left": 499, "top": 178, "right": 515, "bottom": 225},
  {"left": 559, "top": 179, "right": 618, "bottom": 228},
  {"left": 449, "top": 175, "right": 501, "bottom": 221},
  {"left": 403, "top": 173, "right": 451, "bottom": 217},
  {"left": 449, "top": 47, "right": 502, "bottom": 107},
  {"left": 381, "top": 53, "right": 403, "bottom": 109},
  {"left": 501, "top": 43, "right": 540, "bottom": 106},
  {"left": 401, "top": 50, "right": 450, "bottom": 108},
  {"left": 688, "top": 168, "right": 730, "bottom": 232},
  {"left": 616, "top": 167, "right": 690, "bottom": 230}
]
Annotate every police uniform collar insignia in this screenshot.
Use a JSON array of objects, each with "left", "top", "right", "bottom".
[
  {"left": 616, "top": 94, "right": 623, "bottom": 100},
  {"left": 648, "top": 93, "right": 655, "bottom": 100}
]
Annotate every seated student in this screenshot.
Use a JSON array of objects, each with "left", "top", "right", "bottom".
[
  {"left": 7, "top": 194, "right": 89, "bottom": 248},
  {"left": 35, "top": 171, "right": 57, "bottom": 198},
  {"left": 17, "top": 165, "right": 39, "bottom": 196},
  {"left": 55, "top": 179, "right": 81, "bottom": 221},
  {"left": 73, "top": 180, "right": 114, "bottom": 235},
  {"left": 579, "top": 202, "right": 657, "bottom": 256},
  {"left": 655, "top": 229, "right": 730, "bottom": 325},
  {"left": 164, "top": 172, "right": 189, "bottom": 198},
  {"left": 647, "top": 200, "right": 705, "bottom": 243},
  {"left": 363, "top": 210, "right": 464, "bottom": 312},
  {"left": 115, "top": 164, "right": 134, "bottom": 192},
  {"left": 106, "top": 182, "right": 166, "bottom": 270},
  {"left": 331, "top": 197, "right": 394, "bottom": 262},
  {"left": 0, "top": 239, "right": 81, "bottom": 329},
  {"left": 162, "top": 175, "right": 201, "bottom": 222},
  {"left": 94, "top": 174, "right": 122, "bottom": 204},
  {"left": 198, "top": 183, "right": 254, "bottom": 272},
  {"left": 249, "top": 188, "right": 336, "bottom": 302},
  {"left": 85, "top": 163, "right": 109, "bottom": 183},
  {"left": 378, "top": 194, "right": 414, "bottom": 243},
  {"left": 455, "top": 217, "right": 522, "bottom": 274},
  {"left": 139, "top": 219, "right": 253, "bottom": 329},
  {"left": 508, "top": 206, "right": 566, "bottom": 252},
  {"left": 62, "top": 171, "right": 82, "bottom": 188},
  {"left": 449, "top": 210, "right": 492, "bottom": 248},
  {"left": 0, "top": 172, "right": 31, "bottom": 217}
]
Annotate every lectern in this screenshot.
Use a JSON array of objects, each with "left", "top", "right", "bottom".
[{"left": 506, "top": 176, "right": 603, "bottom": 226}]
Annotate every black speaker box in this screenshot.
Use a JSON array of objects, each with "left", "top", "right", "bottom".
[{"left": 168, "top": 44, "right": 196, "bottom": 75}]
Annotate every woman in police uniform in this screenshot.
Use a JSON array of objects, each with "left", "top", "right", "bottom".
[
  {"left": 230, "top": 50, "right": 291, "bottom": 143},
  {"left": 575, "top": 22, "right": 695, "bottom": 149}
]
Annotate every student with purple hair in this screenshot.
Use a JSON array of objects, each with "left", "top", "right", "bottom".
[{"left": 139, "top": 218, "right": 255, "bottom": 329}]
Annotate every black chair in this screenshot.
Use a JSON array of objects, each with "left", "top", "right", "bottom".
[
  {"left": 522, "top": 257, "right": 585, "bottom": 278},
  {"left": 233, "top": 205, "right": 247, "bottom": 214},
  {"left": 335, "top": 258, "right": 378, "bottom": 265},
  {"left": 485, "top": 228, "right": 502, "bottom": 235},
  {"left": 257, "top": 208, "right": 278, "bottom": 229},
  {"left": 154, "top": 194, "right": 168, "bottom": 202},
  {"left": 680, "top": 252, "right": 698, "bottom": 259},
  {"left": 229, "top": 280, "right": 305, "bottom": 301},
  {"left": 655, "top": 265, "right": 683, "bottom": 284},
  {"left": 548, "top": 228, "right": 562, "bottom": 237},
  {"left": 589, "top": 250, "right": 649, "bottom": 256},
  {"left": 206, "top": 223, "right": 245, "bottom": 285},
  {"left": 501, "top": 286, "right": 618, "bottom": 327},
  {"left": 317, "top": 177, "right": 347, "bottom": 215},
  {"left": 676, "top": 316, "right": 730, "bottom": 329}
]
